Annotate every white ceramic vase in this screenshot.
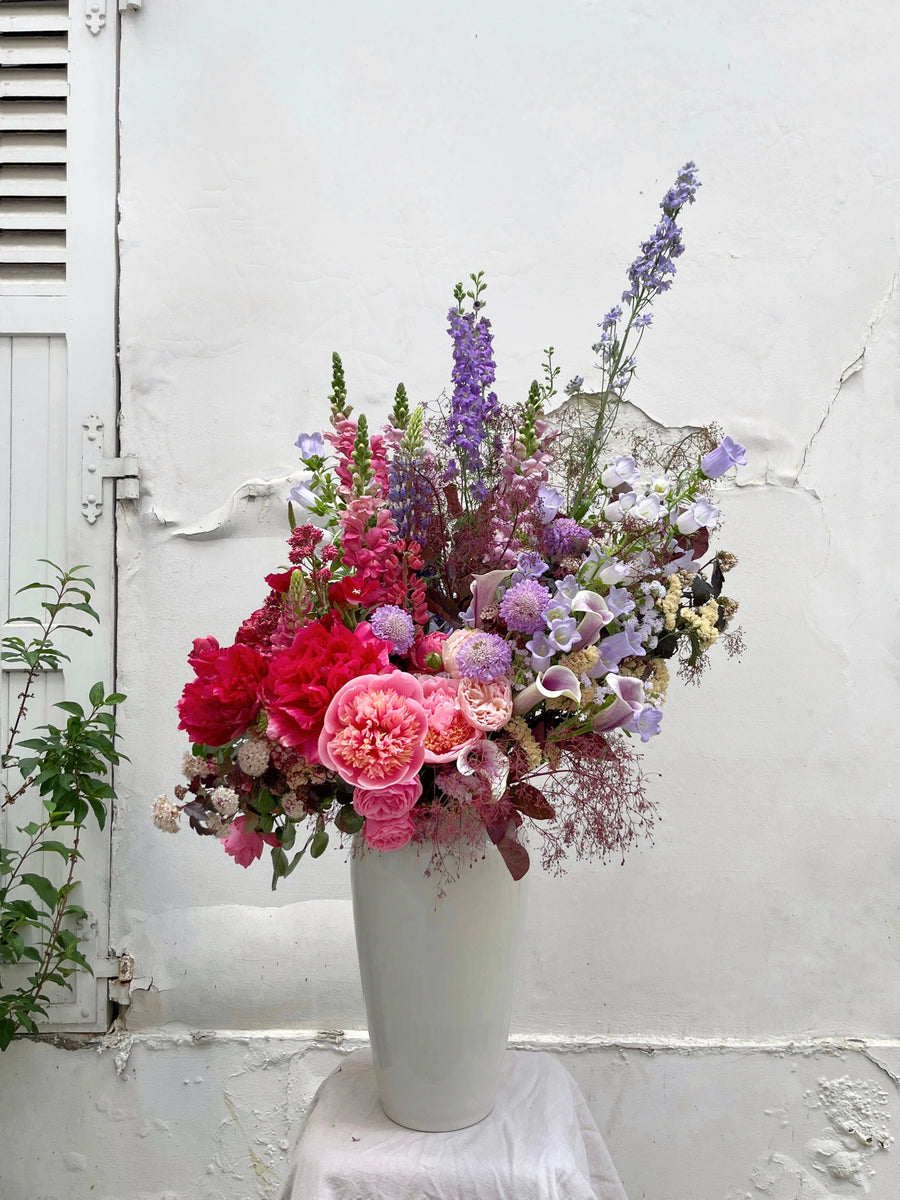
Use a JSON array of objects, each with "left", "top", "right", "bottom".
[{"left": 350, "top": 835, "right": 527, "bottom": 1132}]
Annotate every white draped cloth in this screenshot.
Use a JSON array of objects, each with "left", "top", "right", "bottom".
[{"left": 279, "top": 1048, "right": 630, "bottom": 1200}]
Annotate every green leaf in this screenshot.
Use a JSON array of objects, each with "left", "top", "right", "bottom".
[
  {"left": 20, "top": 874, "right": 58, "bottom": 910},
  {"left": 334, "top": 805, "right": 364, "bottom": 835},
  {"left": 310, "top": 829, "right": 329, "bottom": 859},
  {"left": 89, "top": 681, "right": 105, "bottom": 706},
  {"left": 54, "top": 701, "right": 85, "bottom": 718},
  {"left": 0, "top": 1019, "right": 16, "bottom": 1051},
  {"left": 105, "top": 693, "right": 126, "bottom": 706},
  {"left": 37, "top": 841, "right": 72, "bottom": 859}
]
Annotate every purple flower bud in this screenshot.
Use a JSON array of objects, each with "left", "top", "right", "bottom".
[{"left": 700, "top": 436, "right": 747, "bottom": 479}]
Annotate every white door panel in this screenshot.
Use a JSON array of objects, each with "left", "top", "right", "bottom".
[{"left": 1, "top": 1, "right": 120, "bottom": 1032}]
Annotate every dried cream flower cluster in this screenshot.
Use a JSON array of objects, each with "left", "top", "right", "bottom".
[
  {"left": 236, "top": 734, "right": 270, "bottom": 778},
  {"left": 181, "top": 752, "right": 215, "bottom": 780},
  {"left": 505, "top": 716, "right": 543, "bottom": 770},
  {"left": 680, "top": 598, "right": 720, "bottom": 650},
  {"left": 151, "top": 794, "right": 180, "bottom": 833}
]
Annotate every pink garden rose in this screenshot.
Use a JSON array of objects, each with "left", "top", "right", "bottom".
[
  {"left": 441, "top": 628, "right": 477, "bottom": 677},
  {"left": 318, "top": 672, "right": 428, "bottom": 789},
  {"left": 418, "top": 675, "right": 483, "bottom": 763},
  {"left": 363, "top": 812, "right": 417, "bottom": 851},
  {"left": 353, "top": 776, "right": 422, "bottom": 820},
  {"left": 408, "top": 630, "right": 448, "bottom": 672},
  {"left": 458, "top": 677, "right": 514, "bottom": 732},
  {"left": 222, "top": 816, "right": 280, "bottom": 868}
]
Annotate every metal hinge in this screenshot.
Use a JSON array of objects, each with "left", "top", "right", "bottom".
[
  {"left": 95, "top": 952, "right": 135, "bottom": 1007},
  {"left": 82, "top": 414, "right": 139, "bottom": 524}
]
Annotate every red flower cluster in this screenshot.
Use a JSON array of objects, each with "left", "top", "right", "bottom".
[
  {"left": 262, "top": 617, "right": 391, "bottom": 760},
  {"left": 177, "top": 638, "right": 268, "bottom": 747}
]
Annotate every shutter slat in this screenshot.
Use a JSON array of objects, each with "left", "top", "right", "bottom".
[
  {"left": 0, "top": 198, "right": 66, "bottom": 231},
  {"left": 0, "top": 133, "right": 67, "bottom": 164},
  {"left": 0, "top": 70, "right": 68, "bottom": 100},
  {"left": 0, "top": 39, "right": 68, "bottom": 67},
  {"left": 0, "top": 16, "right": 70, "bottom": 34},
  {"left": 0, "top": 232, "right": 66, "bottom": 265},
  {"left": 0, "top": 165, "right": 67, "bottom": 198},
  {"left": 0, "top": 101, "right": 67, "bottom": 132}
]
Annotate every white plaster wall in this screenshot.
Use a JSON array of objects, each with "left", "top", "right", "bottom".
[{"left": 3, "top": 2, "right": 899, "bottom": 1198}]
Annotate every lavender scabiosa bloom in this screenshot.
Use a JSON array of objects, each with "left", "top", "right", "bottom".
[
  {"left": 455, "top": 631, "right": 512, "bottom": 682},
  {"left": 499, "top": 579, "right": 553, "bottom": 635},
  {"left": 370, "top": 604, "right": 416, "bottom": 654},
  {"left": 445, "top": 302, "right": 500, "bottom": 501},
  {"left": 542, "top": 517, "right": 591, "bottom": 558}
]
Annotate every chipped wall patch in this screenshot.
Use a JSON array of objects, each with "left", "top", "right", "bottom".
[{"left": 812, "top": 1075, "right": 894, "bottom": 1151}]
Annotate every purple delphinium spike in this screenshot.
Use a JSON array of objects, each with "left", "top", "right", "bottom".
[{"left": 445, "top": 305, "right": 500, "bottom": 501}]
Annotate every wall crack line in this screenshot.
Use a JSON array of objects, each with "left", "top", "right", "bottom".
[{"left": 794, "top": 264, "right": 899, "bottom": 486}]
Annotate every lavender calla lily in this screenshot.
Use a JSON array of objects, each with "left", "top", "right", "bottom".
[
  {"left": 570, "top": 590, "right": 614, "bottom": 649},
  {"left": 513, "top": 665, "right": 582, "bottom": 715},
  {"left": 469, "top": 569, "right": 513, "bottom": 627},
  {"left": 591, "top": 674, "right": 644, "bottom": 732}
]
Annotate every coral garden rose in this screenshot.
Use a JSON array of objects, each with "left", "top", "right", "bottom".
[
  {"left": 418, "top": 675, "right": 483, "bottom": 763},
  {"left": 177, "top": 640, "right": 269, "bottom": 747},
  {"left": 263, "top": 618, "right": 391, "bottom": 760},
  {"left": 353, "top": 776, "right": 422, "bottom": 820},
  {"left": 222, "top": 816, "right": 280, "bottom": 868},
  {"left": 457, "top": 677, "right": 514, "bottom": 732},
  {"left": 363, "top": 812, "right": 417, "bottom": 851},
  {"left": 318, "top": 672, "right": 428, "bottom": 789}
]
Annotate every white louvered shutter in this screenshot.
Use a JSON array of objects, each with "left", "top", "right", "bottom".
[{"left": 0, "top": 0, "right": 122, "bottom": 1032}]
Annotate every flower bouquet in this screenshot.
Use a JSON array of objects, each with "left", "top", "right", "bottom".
[{"left": 154, "top": 162, "right": 745, "bottom": 886}]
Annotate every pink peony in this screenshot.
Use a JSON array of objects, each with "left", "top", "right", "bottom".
[
  {"left": 458, "top": 676, "right": 514, "bottom": 731},
  {"left": 353, "top": 776, "right": 422, "bottom": 820},
  {"left": 418, "top": 675, "right": 484, "bottom": 763},
  {"left": 318, "top": 673, "right": 428, "bottom": 790},
  {"left": 363, "top": 812, "right": 417, "bottom": 851},
  {"left": 222, "top": 816, "right": 280, "bottom": 868}
]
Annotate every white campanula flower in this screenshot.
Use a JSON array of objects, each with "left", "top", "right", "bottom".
[
  {"left": 603, "top": 491, "right": 637, "bottom": 523},
  {"left": 601, "top": 455, "right": 642, "bottom": 489},
  {"left": 675, "top": 497, "right": 719, "bottom": 535},
  {"left": 633, "top": 493, "right": 665, "bottom": 522}
]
